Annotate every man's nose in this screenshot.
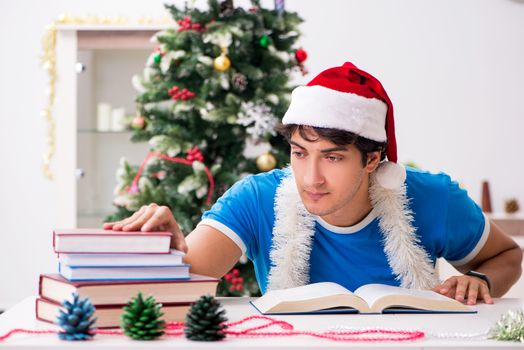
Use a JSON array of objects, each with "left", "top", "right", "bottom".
[{"left": 303, "top": 160, "right": 325, "bottom": 187}]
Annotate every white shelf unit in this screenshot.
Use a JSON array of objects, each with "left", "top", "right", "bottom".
[{"left": 54, "top": 26, "right": 166, "bottom": 228}]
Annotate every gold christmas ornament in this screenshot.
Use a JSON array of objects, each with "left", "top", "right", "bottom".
[
  {"left": 214, "top": 47, "right": 231, "bottom": 72},
  {"left": 256, "top": 152, "right": 277, "bottom": 172}
]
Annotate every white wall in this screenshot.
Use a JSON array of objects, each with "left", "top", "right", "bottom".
[{"left": 1, "top": 0, "right": 524, "bottom": 309}]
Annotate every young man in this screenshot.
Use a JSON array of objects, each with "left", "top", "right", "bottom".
[{"left": 104, "top": 62, "right": 522, "bottom": 305}]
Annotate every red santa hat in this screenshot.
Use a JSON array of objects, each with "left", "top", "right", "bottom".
[{"left": 282, "top": 61, "right": 406, "bottom": 189}]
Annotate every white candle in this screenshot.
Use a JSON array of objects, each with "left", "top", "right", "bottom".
[
  {"left": 96, "top": 103, "right": 112, "bottom": 132},
  {"left": 111, "top": 107, "right": 126, "bottom": 131}
]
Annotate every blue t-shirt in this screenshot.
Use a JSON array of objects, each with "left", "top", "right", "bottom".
[{"left": 200, "top": 168, "right": 488, "bottom": 294}]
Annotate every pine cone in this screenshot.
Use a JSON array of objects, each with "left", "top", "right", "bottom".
[
  {"left": 184, "top": 294, "right": 228, "bottom": 341},
  {"left": 57, "top": 293, "right": 96, "bottom": 341},
  {"left": 219, "top": 0, "right": 234, "bottom": 16},
  {"left": 232, "top": 73, "right": 248, "bottom": 92},
  {"left": 505, "top": 199, "right": 520, "bottom": 214},
  {"left": 121, "top": 293, "right": 166, "bottom": 340}
]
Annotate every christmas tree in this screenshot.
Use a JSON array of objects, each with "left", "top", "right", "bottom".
[{"left": 108, "top": 0, "right": 307, "bottom": 296}]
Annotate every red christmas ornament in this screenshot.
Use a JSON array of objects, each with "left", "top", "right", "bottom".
[
  {"left": 186, "top": 146, "right": 204, "bottom": 162},
  {"left": 168, "top": 86, "right": 196, "bottom": 101},
  {"left": 131, "top": 116, "right": 146, "bottom": 129},
  {"left": 295, "top": 48, "right": 308, "bottom": 63},
  {"left": 176, "top": 16, "right": 205, "bottom": 32},
  {"left": 154, "top": 47, "right": 166, "bottom": 57}
]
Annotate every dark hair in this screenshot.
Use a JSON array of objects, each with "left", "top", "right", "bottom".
[{"left": 276, "top": 123, "right": 387, "bottom": 167}]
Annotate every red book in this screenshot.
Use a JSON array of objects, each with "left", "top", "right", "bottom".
[
  {"left": 38, "top": 273, "right": 219, "bottom": 306},
  {"left": 36, "top": 297, "right": 191, "bottom": 328},
  {"left": 53, "top": 228, "right": 172, "bottom": 254}
]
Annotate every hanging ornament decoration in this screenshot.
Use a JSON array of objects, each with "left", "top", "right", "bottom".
[
  {"left": 259, "top": 35, "right": 270, "bottom": 48},
  {"left": 131, "top": 115, "right": 146, "bottom": 129},
  {"left": 168, "top": 86, "right": 196, "bottom": 101},
  {"left": 223, "top": 268, "right": 244, "bottom": 294},
  {"left": 186, "top": 146, "right": 205, "bottom": 162},
  {"left": 295, "top": 48, "right": 308, "bottom": 63},
  {"left": 153, "top": 47, "right": 165, "bottom": 64},
  {"left": 185, "top": 295, "right": 228, "bottom": 341},
  {"left": 121, "top": 293, "right": 166, "bottom": 340},
  {"left": 256, "top": 152, "right": 277, "bottom": 172},
  {"left": 214, "top": 47, "right": 231, "bottom": 72},
  {"left": 56, "top": 293, "right": 96, "bottom": 341},
  {"left": 176, "top": 16, "right": 205, "bottom": 33},
  {"left": 295, "top": 48, "right": 309, "bottom": 76},
  {"left": 231, "top": 72, "right": 248, "bottom": 92},
  {"left": 489, "top": 308, "right": 524, "bottom": 342},
  {"left": 236, "top": 101, "right": 278, "bottom": 141}
]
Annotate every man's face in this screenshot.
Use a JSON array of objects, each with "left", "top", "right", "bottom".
[{"left": 290, "top": 129, "right": 378, "bottom": 225}]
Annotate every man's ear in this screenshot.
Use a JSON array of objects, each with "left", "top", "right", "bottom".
[{"left": 366, "top": 151, "right": 381, "bottom": 172}]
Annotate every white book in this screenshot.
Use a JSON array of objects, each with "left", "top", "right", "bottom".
[
  {"left": 53, "top": 228, "right": 172, "bottom": 254},
  {"left": 252, "top": 282, "right": 474, "bottom": 314},
  {"left": 58, "top": 250, "right": 185, "bottom": 266}
]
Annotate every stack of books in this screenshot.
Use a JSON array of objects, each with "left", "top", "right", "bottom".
[{"left": 36, "top": 228, "right": 219, "bottom": 328}]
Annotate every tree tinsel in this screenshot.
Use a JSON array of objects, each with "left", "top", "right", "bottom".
[
  {"left": 121, "top": 293, "right": 166, "bottom": 340},
  {"left": 184, "top": 294, "right": 228, "bottom": 341}
]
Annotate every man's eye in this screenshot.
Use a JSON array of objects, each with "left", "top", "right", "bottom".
[
  {"left": 326, "top": 155, "right": 342, "bottom": 162},
  {"left": 292, "top": 151, "right": 305, "bottom": 158}
]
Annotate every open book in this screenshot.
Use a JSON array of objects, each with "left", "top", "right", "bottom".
[{"left": 251, "top": 282, "right": 475, "bottom": 314}]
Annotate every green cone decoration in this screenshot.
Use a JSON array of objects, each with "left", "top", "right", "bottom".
[
  {"left": 121, "top": 293, "right": 166, "bottom": 340},
  {"left": 57, "top": 293, "right": 96, "bottom": 341},
  {"left": 185, "top": 294, "right": 228, "bottom": 341},
  {"left": 489, "top": 308, "right": 524, "bottom": 342}
]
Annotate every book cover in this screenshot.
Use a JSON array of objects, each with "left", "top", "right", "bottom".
[
  {"left": 53, "top": 228, "right": 172, "bottom": 254},
  {"left": 39, "top": 273, "right": 219, "bottom": 305}
]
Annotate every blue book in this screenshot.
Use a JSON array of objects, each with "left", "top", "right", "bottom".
[
  {"left": 58, "top": 262, "right": 190, "bottom": 281},
  {"left": 250, "top": 282, "right": 476, "bottom": 315}
]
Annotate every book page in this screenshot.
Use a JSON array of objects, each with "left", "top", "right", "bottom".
[
  {"left": 354, "top": 284, "right": 470, "bottom": 312},
  {"left": 253, "top": 282, "right": 354, "bottom": 313},
  {"left": 355, "top": 284, "right": 450, "bottom": 303}
]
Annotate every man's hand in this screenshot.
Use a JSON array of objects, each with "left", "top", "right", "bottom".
[
  {"left": 103, "top": 203, "right": 188, "bottom": 253},
  {"left": 432, "top": 275, "right": 493, "bottom": 305}
]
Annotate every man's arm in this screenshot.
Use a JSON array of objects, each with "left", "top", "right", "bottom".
[
  {"left": 104, "top": 203, "right": 242, "bottom": 278},
  {"left": 434, "top": 220, "right": 523, "bottom": 303},
  {"left": 184, "top": 225, "right": 242, "bottom": 278}
]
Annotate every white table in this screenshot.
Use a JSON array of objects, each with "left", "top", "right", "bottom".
[{"left": 0, "top": 297, "right": 523, "bottom": 349}]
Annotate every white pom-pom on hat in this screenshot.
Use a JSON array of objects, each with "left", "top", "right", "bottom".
[{"left": 375, "top": 161, "right": 406, "bottom": 190}]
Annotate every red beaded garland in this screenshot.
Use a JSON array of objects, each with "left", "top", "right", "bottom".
[{"left": 0, "top": 315, "right": 424, "bottom": 343}]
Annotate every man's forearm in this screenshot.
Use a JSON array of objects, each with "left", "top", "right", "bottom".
[{"left": 474, "top": 246, "right": 523, "bottom": 297}]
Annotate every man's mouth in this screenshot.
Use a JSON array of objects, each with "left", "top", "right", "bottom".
[{"left": 304, "top": 190, "right": 328, "bottom": 201}]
